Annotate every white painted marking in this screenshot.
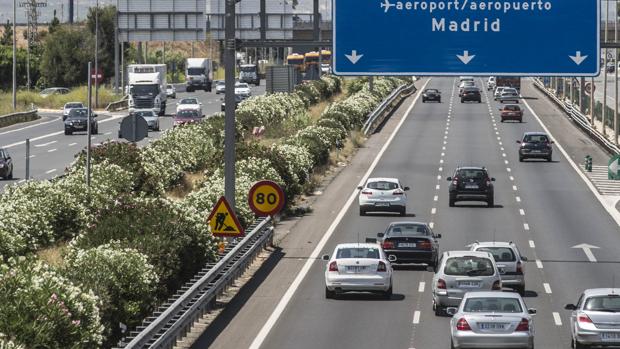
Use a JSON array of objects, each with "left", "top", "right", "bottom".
[
  {"left": 442, "top": 146, "right": 446, "bottom": 150},
  {"left": 437, "top": 175, "right": 442, "bottom": 180},
  {"left": 516, "top": 196, "right": 521, "bottom": 202},
  {"left": 34, "top": 140, "right": 57, "bottom": 147},
  {"left": 529, "top": 240, "right": 536, "bottom": 248},
  {"left": 519, "top": 209, "right": 525, "bottom": 216},
  {"left": 500, "top": 147, "right": 504, "bottom": 151},
  {"left": 418, "top": 282, "right": 426, "bottom": 293},
  {"left": 45, "top": 169, "right": 57, "bottom": 174},
  {"left": 497, "top": 136, "right": 501, "bottom": 140},
  {"left": 441, "top": 152, "right": 445, "bottom": 157},
  {"left": 506, "top": 167, "right": 511, "bottom": 172},
  {"left": 509, "top": 176, "right": 514, "bottom": 181},
  {"left": 0, "top": 116, "right": 60, "bottom": 136},
  {"left": 504, "top": 160, "right": 509, "bottom": 165},
  {"left": 439, "top": 167, "right": 443, "bottom": 172},
  {"left": 543, "top": 283, "right": 552, "bottom": 294},
  {"left": 104, "top": 131, "right": 112, "bottom": 135},
  {"left": 434, "top": 195, "right": 438, "bottom": 201},
  {"left": 444, "top": 135, "right": 448, "bottom": 139},
  {"left": 68, "top": 142, "right": 77, "bottom": 146},
  {"left": 571, "top": 243, "right": 599, "bottom": 263},
  {"left": 443, "top": 141, "right": 447, "bottom": 145},
  {"left": 47, "top": 148, "right": 57, "bottom": 153},
  {"left": 436, "top": 184, "right": 440, "bottom": 190},
  {"left": 29, "top": 155, "right": 35, "bottom": 159},
  {"left": 502, "top": 153, "right": 507, "bottom": 157},
  {"left": 439, "top": 159, "right": 444, "bottom": 164},
  {"left": 429, "top": 222, "right": 435, "bottom": 229},
  {"left": 248, "top": 78, "right": 433, "bottom": 349},
  {"left": 513, "top": 185, "right": 518, "bottom": 191},
  {"left": 431, "top": 208, "right": 437, "bottom": 214},
  {"left": 499, "top": 141, "right": 503, "bottom": 146},
  {"left": 553, "top": 312, "right": 563, "bottom": 326},
  {"left": 18, "top": 179, "right": 26, "bottom": 183},
  {"left": 413, "top": 311, "right": 421, "bottom": 324},
  {"left": 536, "top": 259, "right": 543, "bottom": 269},
  {"left": 524, "top": 223, "right": 530, "bottom": 230},
  {"left": 495, "top": 131, "right": 500, "bottom": 135}
]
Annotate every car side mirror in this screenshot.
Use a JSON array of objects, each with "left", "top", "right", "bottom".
[
  {"left": 564, "top": 304, "right": 577, "bottom": 310},
  {"left": 491, "top": 178, "right": 495, "bottom": 181},
  {"left": 357, "top": 186, "right": 363, "bottom": 190},
  {"left": 404, "top": 186, "right": 410, "bottom": 191},
  {"left": 446, "top": 177, "right": 452, "bottom": 181},
  {"left": 377, "top": 232, "right": 385, "bottom": 238},
  {"left": 436, "top": 233, "right": 442, "bottom": 239},
  {"left": 388, "top": 255, "right": 397, "bottom": 262},
  {"left": 550, "top": 141, "right": 555, "bottom": 144},
  {"left": 528, "top": 308, "right": 537, "bottom": 315},
  {"left": 202, "top": 114, "right": 206, "bottom": 118},
  {"left": 446, "top": 307, "right": 458, "bottom": 316},
  {"left": 516, "top": 140, "right": 522, "bottom": 144},
  {"left": 321, "top": 254, "right": 330, "bottom": 261},
  {"left": 521, "top": 256, "right": 528, "bottom": 261},
  {"left": 199, "top": 102, "right": 203, "bottom": 105}
]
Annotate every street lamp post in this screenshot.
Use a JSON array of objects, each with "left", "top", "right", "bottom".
[
  {"left": 224, "top": 0, "right": 236, "bottom": 209},
  {"left": 12, "top": 0, "right": 16, "bottom": 111},
  {"left": 94, "top": 0, "right": 99, "bottom": 108}
]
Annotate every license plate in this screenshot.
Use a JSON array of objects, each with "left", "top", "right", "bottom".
[
  {"left": 399, "top": 243, "right": 417, "bottom": 248},
  {"left": 532, "top": 150, "right": 541, "bottom": 153},
  {"left": 601, "top": 332, "right": 620, "bottom": 340},
  {"left": 458, "top": 281, "right": 481, "bottom": 288},
  {"left": 375, "top": 202, "right": 390, "bottom": 207},
  {"left": 465, "top": 184, "right": 479, "bottom": 189},
  {"left": 479, "top": 323, "right": 506, "bottom": 330},
  {"left": 346, "top": 266, "right": 367, "bottom": 273}
]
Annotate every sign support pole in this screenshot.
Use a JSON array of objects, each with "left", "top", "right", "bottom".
[
  {"left": 12, "top": 0, "right": 16, "bottom": 111},
  {"left": 86, "top": 61, "right": 92, "bottom": 188},
  {"left": 224, "top": 0, "right": 236, "bottom": 210}
]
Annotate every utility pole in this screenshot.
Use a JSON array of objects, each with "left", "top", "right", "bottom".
[
  {"left": 616, "top": 0, "right": 619, "bottom": 145},
  {"left": 114, "top": 2, "right": 119, "bottom": 94},
  {"left": 94, "top": 0, "right": 99, "bottom": 108},
  {"left": 604, "top": 0, "right": 609, "bottom": 136},
  {"left": 224, "top": 0, "right": 236, "bottom": 209},
  {"left": 12, "top": 0, "right": 16, "bottom": 111},
  {"left": 86, "top": 61, "right": 92, "bottom": 188}
]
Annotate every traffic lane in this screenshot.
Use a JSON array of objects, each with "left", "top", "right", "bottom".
[
  {"left": 167, "top": 84, "right": 266, "bottom": 116},
  {"left": 259, "top": 78, "right": 454, "bottom": 349},
  {"left": 488, "top": 85, "right": 620, "bottom": 346},
  {"left": 410, "top": 79, "right": 562, "bottom": 349}
]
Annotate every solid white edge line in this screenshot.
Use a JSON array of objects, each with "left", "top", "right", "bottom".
[
  {"left": 47, "top": 148, "right": 57, "bottom": 153},
  {"left": 45, "top": 169, "right": 57, "bottom": 174},
  {"left": 522, "top": 96, "right": 620, "bottom": 226},
  {"left": 418, "top": 281, "right": 426, "bottom": 293},
  {"left": 413, "top": 311, "right": 421, "bottom": 324},
  {"left": 553, "top": 312, "right": 563, "bottom": 326},
  {"left": 543, "top": 283, "right": 552, "bottom": 294},
  {"left": 248, "top": 78, "right": 433, "bottom": 349}
]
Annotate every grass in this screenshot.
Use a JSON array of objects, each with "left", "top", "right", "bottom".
[
  {"left": 37, "top": 243, "right": 67, "bottom": 268},
  {"left": 0, "top": 87, "right": 123, "bottom": 115},
  {"left": 167, "top": 172, "right": 205, "bottom": 200}
]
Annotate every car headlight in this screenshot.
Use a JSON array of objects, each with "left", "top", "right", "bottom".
[{"left": 0, "top": 163, "right": 4, "bottom": 168}]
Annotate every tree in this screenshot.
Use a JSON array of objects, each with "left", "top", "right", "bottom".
[
  {"left": 48, "top": 10, "right": 60, "bottom": 35},
  {"left": 40, "top": 26, "right": 93, "bottom": 86},
  {"left": 0, "top": 20, "right": 12, "bottom": 46},
  {"left": 86, "top": 5, "right": 116, "bottom": 84}
]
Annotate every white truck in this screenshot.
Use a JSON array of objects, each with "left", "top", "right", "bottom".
[
  {"left": 185, "top": 58, "right": 213, "bottom": 92},
  {"left": 127, "top": 64, "right": 167, "bottom": 116}
]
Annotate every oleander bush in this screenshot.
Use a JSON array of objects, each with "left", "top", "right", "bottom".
[{"left": 0, "top": 257, "right": 104, "bottom": 348}]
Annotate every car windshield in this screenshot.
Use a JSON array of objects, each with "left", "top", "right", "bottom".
[
  {"left": 240, "top": 65, "right": 257, "bottom": 72},
  {"left": 135, "top": 111, "right": 155, "bottom": 118},
  {"left": 504, "top": 105, "right": 520, "bottom": 111},
  {"left": 216, "top": 81, "right": 225, "bottom": 85},
  {"left": 187, "top": 67, "right": 205, "bottom": 75},
  {"left": 41, "top": 88, "right": 55, "bottom": 94},
  {"left": 0, "top": 149, "right": 8, "bottom": 159},
  {"left": 68, "top": 109, "right": 88, "bottom": 118},
  {"left": 463, "top": 297, "right": 523, "bottom": 313},
  {"left": 236, "top": 83, "right": 249, "bottom": 88},
  {"left": 179, "top": 99, "right": 198, "bottom": 105},
  {"left": 444, "top": 256, "right": 495, "bottom": 276},
  {"left": 457, "top": 169, "right": 486, "bottom": 179},
  {"left": 477, "top": 247, "right": 516, "bottom": 262},
  {"left": 584, "top": 296, "right": 620, "bottom": 312},
  {"left": 426, "top": 89, "right": 439, "bottom": 93},
  {"left": 387, "top": 224, "right": 429, "bottom": 237},
  {"left": 176, "top": 110, "right": 199, "bottom": 118},
  {"left": 131, "top": 84, "right": 159, "bottom": 96},
  {"left": 66, "top": 103, "right": 82, "bottom": 109},
  {"left": 336, "top": 247, "right": 380, "bottom": 259},
  {"left": 367, "top": 181, "right": 399, "bottom": 190},
  {"left": 464, "top": 88, "right": 479, "bottom": 92},
  {"left": 524, "top": 134, "right": 549, "bottom": 143}
]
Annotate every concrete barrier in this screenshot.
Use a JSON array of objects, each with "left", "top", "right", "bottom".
[{"left": 0, "top": 109, "right": 39, "bottom": 128}]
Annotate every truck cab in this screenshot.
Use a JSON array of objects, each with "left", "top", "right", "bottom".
[
  {"left": 186, "top": 58, "right": 213, "bottom": 92},
  {"left": 239, "top": 64, "right": 260, "bottom": 86},
  {"left": 127, "top": 64, "right": 167, "bottom": 116}
]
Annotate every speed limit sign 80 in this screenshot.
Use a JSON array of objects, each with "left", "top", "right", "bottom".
[{"left": 248, "top": 180, "right": 285, "bottom": 216}]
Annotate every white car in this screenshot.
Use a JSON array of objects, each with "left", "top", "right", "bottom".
[
  {"left": 494, "top": 86, "right": 508, "bottom": 100},
  {"left": 133, "top": 109, "right": 160, "bottom": 131},
  {"left": 63, "top": 102, "right": 84, "bottom": 121},
  {"left": 358, "top": 177, "right": 409, "bottom": 216},
  {"left": 499, "top": 88, "right": 520, "bottom": 103},
  {"left": 176, "top": 97, "right": 202, "bottom": 115},
  {"left": 322, "top": 243, "right": 394, "bottom": 299},
  {"left": 215, "top": 80, "right": 225, "bottom": 94},
  {"left": 166, "top": 84, "right": 176, "bottom": 99},
  {"left": 487, "top": 77, "right": 496, "bottom": 91},
  {"left": 234, "top": 82, "right": 252, "bottom": 98},
  {"left": 459, "top": 76, "right": 475, "bottom": 83}
]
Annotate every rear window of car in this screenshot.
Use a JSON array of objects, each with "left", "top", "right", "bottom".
[
  {"left": 426, "top": 89, "right": 439, "bottom": 93},
  {"left": 504, "top": 105, "right": 520, "bottom": 111},
  {"left": 444, "top": 256, "right": 495, "bottom": 276},
  {"left": 584, "top": 296, "right": 620, "bottom": 312},
  {"left": 476, "top": 247, "right": 516, "bottom": 262},
  {"left": 457, "top": 169, "right": 486, "bottom": 179},
  {"left": 180, "top": 99, "right": 197, "bottom": 104},
  {"left": 463, "top": 297, "right": 523, "bottom": 313},
  {"left": 367, "top": 181, "right": 399, "bottom": 190},
  {"left": 464, "top": 88, "right": 479, "bottom": 92},
  {"left": 336, "top": 247, "right": 380, "bottom": 259},
  {"left": 523, "top": 134, "right": 549, "bottom": 143},
  {"left": 69, "top": 109, "right": 88, "bottom": 117},
  {"left": 387, "top": 224, "right": 429, "bottom": 237},
  {"left": 66, "top": 103, "right": 82, "bottom": 108}
]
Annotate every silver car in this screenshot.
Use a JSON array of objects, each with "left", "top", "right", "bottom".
[
  {"left": 431, "top": 250, "right": 502, "bottom": 315},
  {"left": 565, "top": 288, "right": 620, "bottom": 348},
  {"left": 447, "top": 291, "right": 536, "bottom": 349},
  {"left": 468, "top": 241, "right": 527, "bottom": 295},
  {"left": 133, "top": 109, "right": 160, "bottom": 131},
  {"left": 494, "top": 86, "right": 507, "bottom": 100},
  {"left": 499, "top": 88, "right": 520, "bottom": 103}
]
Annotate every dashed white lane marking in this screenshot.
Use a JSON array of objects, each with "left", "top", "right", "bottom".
[
  {"left": 434, "top": 195, "right": 438, "bottom": 201},
  {"left": 553, "top": 312, "right": 563, "bottom": 326},
  {"left": 524, "top": 223, "right": 530, "bottom": 230},
  {"left": 429, "top": 222, "right": 434, "bottom": 229},
  {"left": 509, "top": 176, "right": 514, "bottom": 181},
  {"left": 516, "top": 196, "right": 521, "bottom": 202},
  {"left": 418, "top": 282, "right": 426, "bottom": 293},
  {"left": 439, "top": 167, "right": 443, "bottom": 172},
  {"left": 47, "top": 148, "right": 57, "bottom": 153},
  {"left": 497, "top": 136, "right": 501, "bottom": 140},
  {"left": 499, "top": 141, "right": 503, "bottom": 146},
  {"left": 444, "top": 135, "right": 448, "bottom": 139},
  {"left": 536, "top": 259, "right": 544, "bottom": 269},
  {"left": 507, "top": 167, "right": 511, "bottom": 172},
  {"left": 441, "top": 152, "right": 445, "bottom": 157},
  {"left": 443, "top": 141, "right": 447, "bottom": 145},
  {"left": 519, "top": 209, "right": 525, "bottom": 216},
  {"left": 442, "top": 146, "right": 446, "bottom": 150},
  {"left": 45, "top": 169, "right": 57, "bottom": 174},
  {"left": 437, "top": 175, "right": 442, "bottom": 180},
  {"left": 436, "top": 184, "right": 440, "bottom": 190},
  {"left": 439, "top": 159, "right": 444, "bottom": 164},
  {"left": 502, "top": 153, "right": 507, "bottom": 157},
  {"left": 413, "top": 311, "right": 421, "bottom": 324},
  {"left": 69, "top": 142, "right": 77, "bottom": 146},
  {"left": 512, "top": 185, "right": 518, "bottom": 191},
  {"left": 431, "top": 208, "right": 437, "bottom": 214},
  {"left": 29, "top": 155, "right": 35, "bottom": 159},
  {"left": 504, "top": 160, "right": 509, "bottom": 164},
  {"left": 445, "top": 131, "right": 449, "bottom": 134},
  {"left": 104, "top": 132, "right": 112, "bottom": 135},
  {"left": 529, "top": 240, "right": 536, "bottom": 248},
  {"left": 35, "top": 140, "right": 57, "bottom": 147}
]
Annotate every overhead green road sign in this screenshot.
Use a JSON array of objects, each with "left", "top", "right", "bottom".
[{"left": 609, "top": 155, "right": 620, "bottom": 180}]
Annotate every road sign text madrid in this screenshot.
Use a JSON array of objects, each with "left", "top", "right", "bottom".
[{"left": 333, "top": 0, "right": 599, "bottom": 75}]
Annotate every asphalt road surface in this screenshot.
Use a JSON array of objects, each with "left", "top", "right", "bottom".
[
  {"left": 189, "top": 77, "right": 620, "bottom": 349},
  {"left": 0, "top": 84, "right": 265, "bottom": 191}
]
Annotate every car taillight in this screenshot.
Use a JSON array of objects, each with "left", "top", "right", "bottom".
[
  {"left": 516, "top": 261, "right": 523, "bottom": 274},
  {"left": 456, "top": 318, "right": 471, "bottom": 331},
  {"left": 377, "top": 261, "right": 387, "bottom": 272},
  {"left": 515, "top": 318, "right": 530, "bottom": 331},
  {"left": 578, "top": 314, "right": 593, "bottom": 323},
  {"left": 418, "top": 241, "right": 432, "bottom": 250},
  {"left": 361, "top": 190, "right": 373, "bottom": 195},
  {"left": 392, "top": 189, "right": 404, "bottom": 195},
  {"left": 486, "top": 179, "right": 492, "bottom": 186},
  {"left": 382, "top": 241, "right": 394, "bottom": 249},
  {"left": 492, "top": 280, "right": 502, "bottom": 290},
  {"left": 328, "top": 261, "right": 338, "bottom": 272},
  {"left": 437, "top": 278, "right": 447, "bottom": 289}
]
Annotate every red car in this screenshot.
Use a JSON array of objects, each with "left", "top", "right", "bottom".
[
  {"left": 499, "top": 104, "right": 523, "bottom": 122},
  {"left": 173, "top": 109, "right": 203, "bottom": 127}
]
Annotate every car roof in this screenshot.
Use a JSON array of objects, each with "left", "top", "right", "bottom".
[
  {"left": 336, "top": 243, "right": 382, "bottom": 249},
  {"left": 456, "top": 166, "right": 486, "bottom": 170},
  {"left": 443, "top": 250, "right": 493, "bottom": 258},
  {"left": 65, "top": 101, "right": 82, "bottom": 105},
  {"left": 463, "top": 291, "right": 522, "bottom": 299},
  {"left": 582, "top": 288, "right": 620, "bottom": 296},
  {"left": 523, "top": 131, "right": 547, "bottom": 136},
  {"left": 470, "top": 241, "right": 514, "bottom": 248},
  {"left": 388, "top": 221, "right": 428, "bottom": 226},
  {"left": 367, "top": 177, "right": 399, "bottom": 183}
]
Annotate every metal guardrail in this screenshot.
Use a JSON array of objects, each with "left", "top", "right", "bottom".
[
  {"left": 532, "top": 78, "right": 620, "bottom": 155},
  {"left": 0, "top": 109, "right": 38, "bottom": 128},
  {"left": 114, "top": 217, "right": 274, "bottom": 349},
  {"left": 362, "top": 82, "right": 417, "bottom": 135},
  {"left": 106, "top": 95, "right": 129, "bottom": 112}
]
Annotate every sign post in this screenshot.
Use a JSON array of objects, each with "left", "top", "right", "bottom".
[{"left": 334, "top": 0, "right": 599, "bottom": 75}]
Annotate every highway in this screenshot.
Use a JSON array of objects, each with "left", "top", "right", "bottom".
[
  {"left": 0, "top": 84, "right": 265, "bottom": 191},
  {"left": 191, "top": 77, "right": 620, "bottom": 349}
]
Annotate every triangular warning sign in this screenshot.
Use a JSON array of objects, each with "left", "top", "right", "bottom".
[{"left": 207, "top": 196, "right": 245, "bottom": 237}]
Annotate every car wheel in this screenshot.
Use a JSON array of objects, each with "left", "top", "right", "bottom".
[
  {"left": 434, "top": 303, "right": 443, "bottom": 316},
  {"left": 8, "top": 170, "right": 13, "bottom": 179},
  {"left": 574, "top": 340, "right": 589, "bottom": 349},
  {"left": 359, "top": 207, "right": 366, "bottom": 216},
  {"left": 460, "top": 99, "right": 464, "bottom": 103},
  {"left": 519, "top": 118, "right": 523, "bottom": 123},
  {"left": 399, "top": 207, "right": 406, "bottom": 216},
  {"left": 451, "top": 339, "right": 457, "bottom": 349},
  {"left": 501, "top": 118, "right": 505, "bottom": 122},
  {"left": 66, "top": 130, "right": 72, "bottom": 135},
  {"left": 547, "top": 155, "right": 552, "bottom": 162},
  {"left": 325, "top": 287, "right": 335, "bottom": 299},
  {"left": 477, "top": 99, "right": 481, "bottom": 103},
  {"left": 487, "top": 195, "right": 494, "bottom": 208},
  {"left": 515, "top": 285, "right": 526, "bottom": 296},
  {"left": 383, "top": 283, "right": 393, "bottom": 299},
  {"left": 449, "top": 193, "right": 456, "bottom": 207},
  {"left": 422, "top": 98, "right": 426, "bottom": 103},
  {"left": 519, "top": 156, "right": 524, "bottom": 162}
]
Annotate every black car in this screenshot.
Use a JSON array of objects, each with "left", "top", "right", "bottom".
[
  {"left": 377, "top": 221, "right": 441, "bottom": 268},
  {"left": 447, "top": 166, "right": 495, "bottom": 207},
  {"left": 518, "top": 132, "right": 553, "bottom": 162},
  {"left": 0, "top": 148, "right": 13, "bottom": 180},
  {"left": 460, "top": 87, "right": 482, "bottom": 103},
  {"left": 64, "top": 108, "right": 98, "bottom": 135},
  {"left": 422, "top": 89, "right": 441, "bottom": 103},
  {"left": 221, "top": 94, "right": 245, "bottom": 112}
]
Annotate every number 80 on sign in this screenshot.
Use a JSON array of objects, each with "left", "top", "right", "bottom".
[{"left": 248, "top": 180, "right": 285, "bottom": 216}]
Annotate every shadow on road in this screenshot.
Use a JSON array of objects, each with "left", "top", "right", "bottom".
[{"left": 332, "top": 292, "right": 406, "bottom": 301}]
